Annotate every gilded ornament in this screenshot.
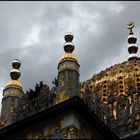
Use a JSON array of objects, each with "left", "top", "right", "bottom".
[
  {"left": 5, "top": 80, "right": 22, "bottom": 88},
  {"left": 60, "top": 53, "right": 78, "bottom": 62},
  {"left": 127, "top": 21, "right": 135, "bottom": 30}
]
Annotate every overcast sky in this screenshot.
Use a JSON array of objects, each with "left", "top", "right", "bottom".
[{"left": 0, "top": 1, "right": 140, "bottom": 105}]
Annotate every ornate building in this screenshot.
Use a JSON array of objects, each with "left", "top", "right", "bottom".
[
  {"left": 0, "top": 22, "right": 140, "bottom": 139},
  {"left": 80, "top": 22, "right": 140, "bottom": 139}
]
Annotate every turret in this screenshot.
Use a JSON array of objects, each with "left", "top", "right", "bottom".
[
  {"left": 0, "top": 59, "right": 24, "bottom": 126},
  {"left": 56, "top": 33, "right": 80, "bottom": 104}
]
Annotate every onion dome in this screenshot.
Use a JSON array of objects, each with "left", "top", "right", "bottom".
[
  {"left": 80, "top": 59, "right": 140, "bottom": 104},
  {"left": 127, "top": 22, "right": 139, "bottom": 60}
]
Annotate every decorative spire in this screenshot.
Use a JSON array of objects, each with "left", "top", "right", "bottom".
[
  {"left": 59, "top": 32, "right": 77, "bottom": 62},
  {"left": 64, "top": 32, "right": 75, "bottom": 53},
  {"left": 10, "top": 59, "right": 21, "bottom": 80},
  {"left": 127, "top": 21, "right": 139, "bottom": 60},
  {"left": 1, "top": 59, "right": 23, "bottom": 127},
  {"left": 56, "top": 32, "right": 80, "bottom": 104},
  {"left": 127, "top": 21, "right": 135, "bottom": 34}
]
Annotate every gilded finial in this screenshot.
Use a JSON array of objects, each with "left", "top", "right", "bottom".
[
  {"left": 10, "top": 59, "right": 21, "bottom": 80},
  {"left": 127, "top": 21, "right": 135, "bottom": 29},
  {"left": 127, "top": 21, "right": 135, "bottom": 31},
  {"left": 127, "top": 21, "right": 139, "bottom": 60},
  {"left": 127, "top": 21, "right": 135, "bottom": 35},
  {"left": 5, "top": 59, "right": 22, "bottom": 89},
  {"left": 64, "top": 32, "right": 75, "bottom": 53}
]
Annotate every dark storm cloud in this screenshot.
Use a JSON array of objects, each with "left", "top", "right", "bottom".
[
  {"left": 0, "top": 1, "right": 140, "bottom": 97},
  {"left": 74, "top": 1, "right": 140, "bottom": 81}
]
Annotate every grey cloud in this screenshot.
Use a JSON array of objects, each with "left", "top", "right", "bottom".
[{"left": 0, "top": 1, "right": 140, "bottom": 99}]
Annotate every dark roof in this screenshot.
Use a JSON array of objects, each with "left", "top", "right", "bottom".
[{"left": 0, "top": 96, "right": 120, "bottom": 139}]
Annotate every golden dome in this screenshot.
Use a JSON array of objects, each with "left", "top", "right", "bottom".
[
  {"left": 5, "top": 80, "right": 22, "bottom": 88},
  {"left": 80, "top": 59, "right": 140, "bottom": 103},
  {"left": 59, "top": 53, "right": 78, "bottom": 62}
]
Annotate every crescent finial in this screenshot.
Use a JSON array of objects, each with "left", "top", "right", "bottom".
[{"left": 127, "top": 21, "right": 135, "bottom": 30}]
